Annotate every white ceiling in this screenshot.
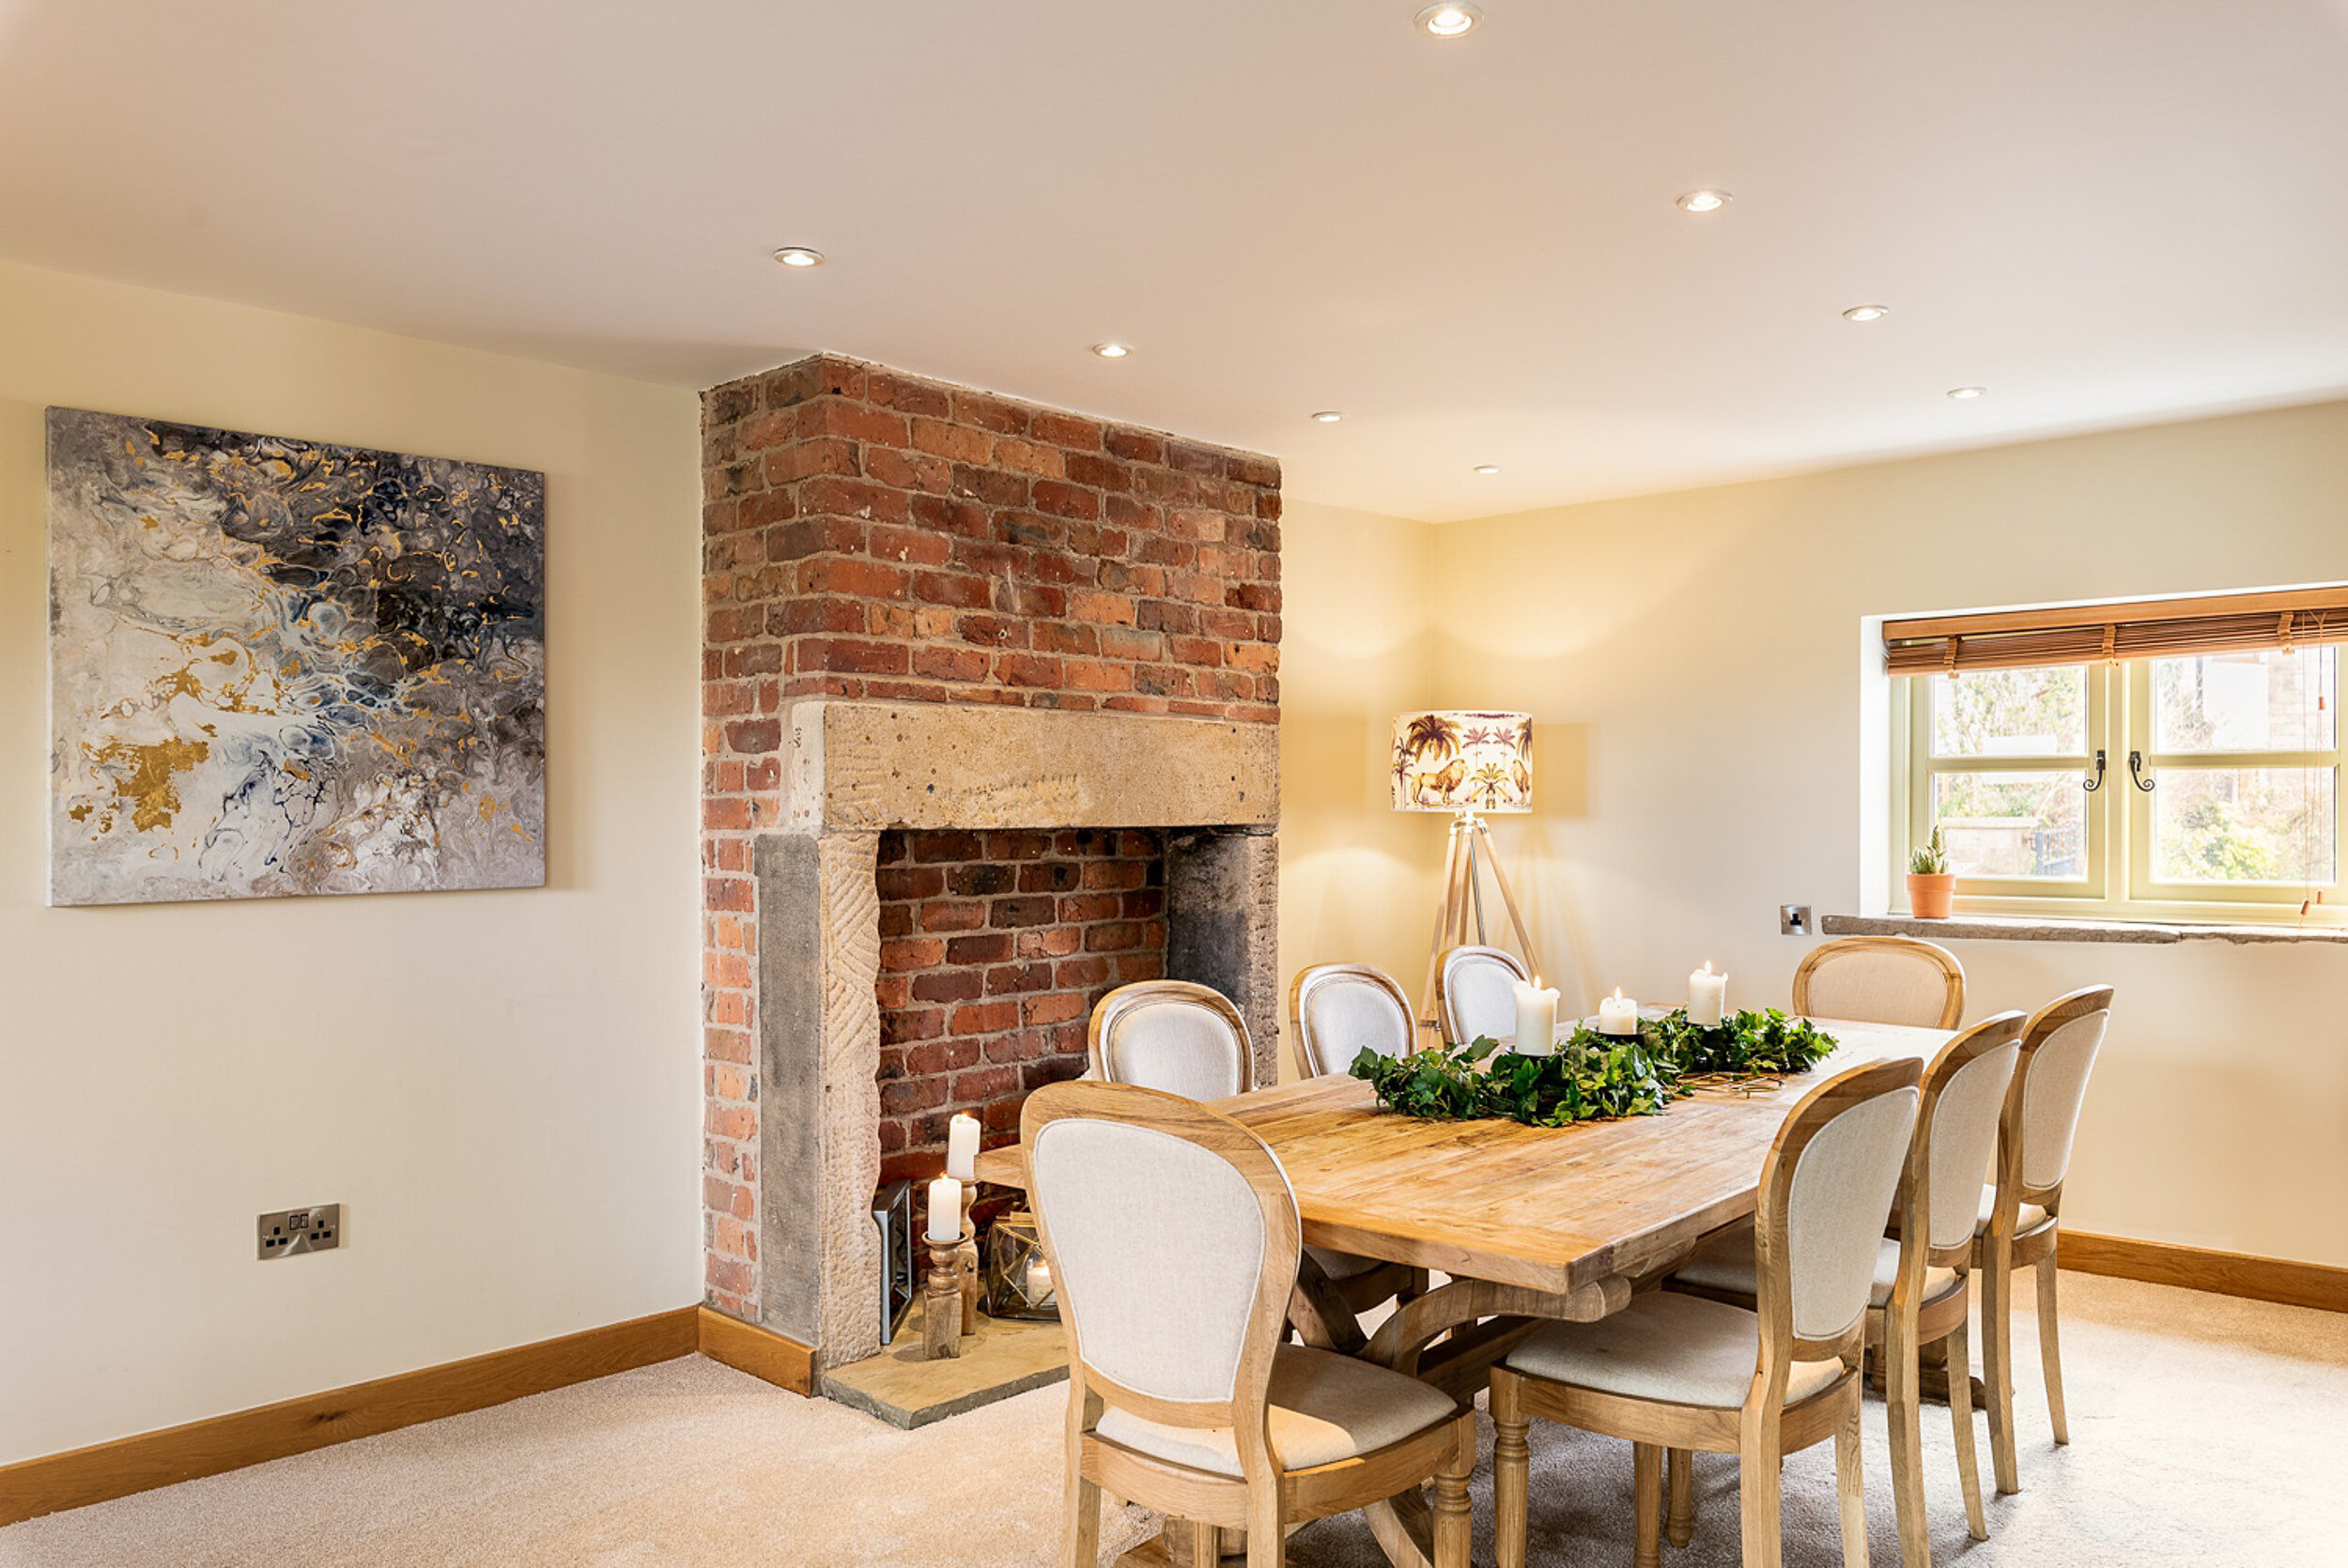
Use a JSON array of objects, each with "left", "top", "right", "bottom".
[{"left": 4, "top": 1, "right": 2345, "bottom": 520}]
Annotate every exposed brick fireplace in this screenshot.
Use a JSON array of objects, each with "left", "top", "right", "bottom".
[{"left": 700, "top": 354, "right": 1281, "bottom": 1367}]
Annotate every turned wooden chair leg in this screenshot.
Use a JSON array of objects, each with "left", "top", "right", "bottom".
[
  {"left": 1633, "top": 1442, "right": 1664, "bottom": 1568},
  {"left": 1432, "top": 1416, "right": 1475, "bottom": 1568},
  {"left": 1947, "top": 1310, "right": 1989, "bottom": 1541},
  {"left": 1493, "top": 1373, "right": 1533, "bottom": 1568},
  {"left": 1887, "top": 1317, "right": 1927, "bottom": 1568},
  {"left": 1666, "top": 1447, "right": 1694, "bottom": 1547},
  {"left": 1834, "top": 1385, "right": 1870, "bottom": 1568},
  {"left": 2035, "top": 1251, "right": 2070, "bottom": 1445},
  {"left": 1981, "top": 1245, "right": 2022, "bottom": 1495}
]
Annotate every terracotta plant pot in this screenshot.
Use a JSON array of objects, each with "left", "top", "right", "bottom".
[{"left": 1906, "top": 872, "right": 1957, "bottom": 919}]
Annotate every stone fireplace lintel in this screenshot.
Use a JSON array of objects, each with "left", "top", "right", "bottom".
[{"left": 780, "top": 699, "right": 1279, "bottom": 833}]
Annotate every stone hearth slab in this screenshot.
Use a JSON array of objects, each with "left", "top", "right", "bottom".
[{"left": 817, "top": 1299, "right": 1070, "bottom": 1429}]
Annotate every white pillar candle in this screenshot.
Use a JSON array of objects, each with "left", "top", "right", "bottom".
[
  {"left": 1025, "top": 1255, "right": 1055, "bottom": 1306},
  {"left": 926, "top": 1176, "right": 963, "bottom": 1243},
  {"left": 1688, "top": 961, "right": 1728, "bottom": 1029},
  {"left": 1598, "top": 988, "right": 1640, "bottom": 1036},
  {"left": 1512, "top": 976, "right": 1560, "bottom": 1056},
  {"left": 946, "top": 1113, "right": 980, "bottom": 1181}
]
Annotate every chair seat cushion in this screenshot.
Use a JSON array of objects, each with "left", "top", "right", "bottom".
[
  {"left": 1506, "top": 1291, "right": 1846, "bottom": 1409},
  {"left": 1094, "top": 1345, "right": 1457, "bottom": 1476},
  {"left": 1304, "top": 1245, "right": 1385, "bottom": 1282},
  {"left": 1669, "top": 1222, "right": 1961, "bottom": 1312},
  {"left": 1974, "top": 1187, "right": 2053, "bottom": 1238}
]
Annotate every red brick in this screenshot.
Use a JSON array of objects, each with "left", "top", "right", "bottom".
[
  {"left": 990, "top": 438, "right": 1067, "bottom": 479},
  {"left": 950, "top": 1001, "right": 1021, "bottom": 1035},
  {"left": 946, "top": 932, "right": 1015, "bottom": 965},
  {"left": 795, "top": 638, "right": 911, "bottom": 676},
  {"left": 912, "top": 968, "right": 986, "bottom": 1004},
  {"left": 919, "top": 898, "right": 987, "bottom": 932},
  {"left": 881, "top": 936, "right": 947, "bottom": 970},
  {"left": 867, "top": 522, "right": 954, "bottom": 565},
  {"left": 800, "top": 557, "right": 909, "bottom": 597},
  {"left": 951, "top": 391, "right": 1030, "bottom": 436},
  {"left": 911, "top": 571, "right": 995, "bottom": 610},
  {"left": 1031, "top": 480, "right": 1101, "bottom": 520},
  {"left": 951, "top": 1065, "right": 1022, "bottom": 1103},
  {"left": 1104, "top": 427, "right": 1165, "bottom": 464},
  {"left": 994, "top": 653, "right": 1065, "bottom": 687}
]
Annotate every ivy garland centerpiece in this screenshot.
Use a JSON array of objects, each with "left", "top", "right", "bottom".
[{"left": 1352, "top": 1007, "right": 1838, "bottom": 1129}]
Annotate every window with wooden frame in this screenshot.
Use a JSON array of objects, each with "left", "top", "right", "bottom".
[{"left": 1886, "top": 587, "right": 2344, "bottom": 924}]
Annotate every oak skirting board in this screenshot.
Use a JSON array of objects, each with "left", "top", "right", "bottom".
[
  {"left": 2061, "top": 1231, "right": 2348, "bottom": 1314},
  {"left": 0, "top": 1306, "right": 815, "bottom": 1527}
]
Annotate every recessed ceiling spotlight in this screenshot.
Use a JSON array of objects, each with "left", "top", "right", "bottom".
[
  {"left": 1310, "top": 410, "right": 1344, "bottom": 423},
  {"left": 1091, "top": 342, "right": 1133, "bottom": 360},
  {"left": 1946, "top": 385, "right": 1986, "bottom": 400},
  {"left": 1413, "top": 3, "right": 1483, "bottom": 38},
  {"left": 771, "top": 247, "right": 825, "bottom": 269},
  {"left": 1473, "top": 464, "right": 1502, "bottom": 475},
  {"left": 1842, "top": 304, "right": 1892, "bottom": 322},
  {"left": 1675, "top": 189, "right": 1733, "bottom": 214}
]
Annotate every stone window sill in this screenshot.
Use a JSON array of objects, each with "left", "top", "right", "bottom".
[{"left": 1821, "top": 913, "right": 2348, "bottom": 947}]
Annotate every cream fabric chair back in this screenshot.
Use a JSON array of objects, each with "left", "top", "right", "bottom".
[
  {"left": 1436, "top": 945, "right": 1528, "bottom": 1046},
  {"left": 2015, "top": 990, "right": 2114, "bottom": 1195},
  {"left": 1024, "top": 1082, "right": 1297, "bottom": 1412},
  {"left": 1089, "top": 980, "right": 1252, "bottom": 1101},
  {"left": 1758, "top": 1057, "right": 1922, "bottom": 1348},
  {"left": 1792, "top": 936, "right": 1965, "bottom": 1029},
  {"left": 1290, "top": 963, "right": 1414, "bottom": 1078},
  {"left": 1922, "top": 1024, "right": 2025, "bottom": 1253}
]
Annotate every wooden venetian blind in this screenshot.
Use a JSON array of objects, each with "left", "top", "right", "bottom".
[{"left": 1884, "top": 585, "right": 2348, "bottom": 676}]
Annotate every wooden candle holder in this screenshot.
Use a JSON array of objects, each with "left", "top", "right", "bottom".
[
  {"left": 923, "top": 1233, "right": 968, "bottom": 1360},
  {"left": 956, "top": 1181, "right": 981, "bottom": 1336}
]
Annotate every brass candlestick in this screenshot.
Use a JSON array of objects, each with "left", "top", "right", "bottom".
[
  {"left": 923, "top": 1233, "right": 967, "bottom": 1360},
  {"left": 957, "top": 1181, "right": 981, "bottom": 1335}
]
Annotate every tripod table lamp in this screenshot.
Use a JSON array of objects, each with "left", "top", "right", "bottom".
[{"left": 1391, "top": 710, "right": 1547, "bottom": 1032}]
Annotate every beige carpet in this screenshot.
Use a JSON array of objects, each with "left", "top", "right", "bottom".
[{"left": 4, "top": 1273, "right": 2340, "bottom": 1567}]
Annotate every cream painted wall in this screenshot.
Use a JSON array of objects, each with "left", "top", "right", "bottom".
[
  {"left": 1274, "top": 500, "right": 1446, "bottom": 1076},
  {"left": 1420, "top": 401, "right": 2348, "bottom": 1268},
  {"left": 0, "top": 262, "right": 704, "bottom": 1462}
]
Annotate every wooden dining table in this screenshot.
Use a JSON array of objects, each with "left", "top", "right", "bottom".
[{"left": 973, "top": 1016, "right": 1954, "bottom": 1568}]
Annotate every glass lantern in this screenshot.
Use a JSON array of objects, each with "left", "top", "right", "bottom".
[{"left": 982, "top": 1211, "right": 1059, "bottom": 1321}]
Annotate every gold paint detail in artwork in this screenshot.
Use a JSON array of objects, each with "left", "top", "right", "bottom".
[{"left": 88, "top": 737, "right": 212, "bottom": 831}]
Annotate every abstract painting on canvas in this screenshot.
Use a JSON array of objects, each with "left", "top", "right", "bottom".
[{"left": 46, "top": 408, "right": 547, "bottom": 905}]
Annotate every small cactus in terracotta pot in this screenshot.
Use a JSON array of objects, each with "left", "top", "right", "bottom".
[{"left": 1906, "top": 827, "right": 1956, "bottom": 918}]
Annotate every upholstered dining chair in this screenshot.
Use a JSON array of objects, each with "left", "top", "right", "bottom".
[
  {"left": 1792, "top": 936, "right": 1966, "bottom": 1029},
  {"left": 1668, "top": 1011, "right": 2028, "bottom": 1564},
  {"left": 1089, "top": 980, "right": 1252, "bottom": 1101},
  {"left": 1977, "top": 984, "right": 2114, "bottom": 1497},
  {"left": 1025, "top": 1081, "right": 1476, "bottom": 1568},
  {"left": 1491, "top": 1055, "right": 1923, "bottom": 1568},
  {"left": 1435, "top": 944, "right": 1530, "bottom": 1046},
  {"left": 1286, "top": 963, "right": 1430, "bottom": 1314},
  {"left": 1290, "top": 962, "right": 1415, "bottom": 1079}
]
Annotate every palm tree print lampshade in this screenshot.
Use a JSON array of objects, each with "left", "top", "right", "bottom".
[{"left": 1392, "top": 711, "right": 1534, "bottom": 813}]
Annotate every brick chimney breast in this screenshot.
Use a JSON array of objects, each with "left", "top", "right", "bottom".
[{"left": 700, "top": 356, "right": 1281, "bottom": 1365}]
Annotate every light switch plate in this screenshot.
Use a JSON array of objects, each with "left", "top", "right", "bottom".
[{"left": 1779, "top": 904, "right": 1813, "bottom": 936}]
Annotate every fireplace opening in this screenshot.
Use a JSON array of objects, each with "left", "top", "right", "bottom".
[{"left": 875, "top": 826, "right": 1167, "bottom": 1247}]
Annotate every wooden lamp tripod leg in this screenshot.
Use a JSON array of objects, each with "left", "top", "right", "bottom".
[
  {"left": 1418, "top": 814, "right": 1469, "bottom": 1040},
  {"left": 1471, "top": 816, "right": 1548, "bottom": 988}
]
